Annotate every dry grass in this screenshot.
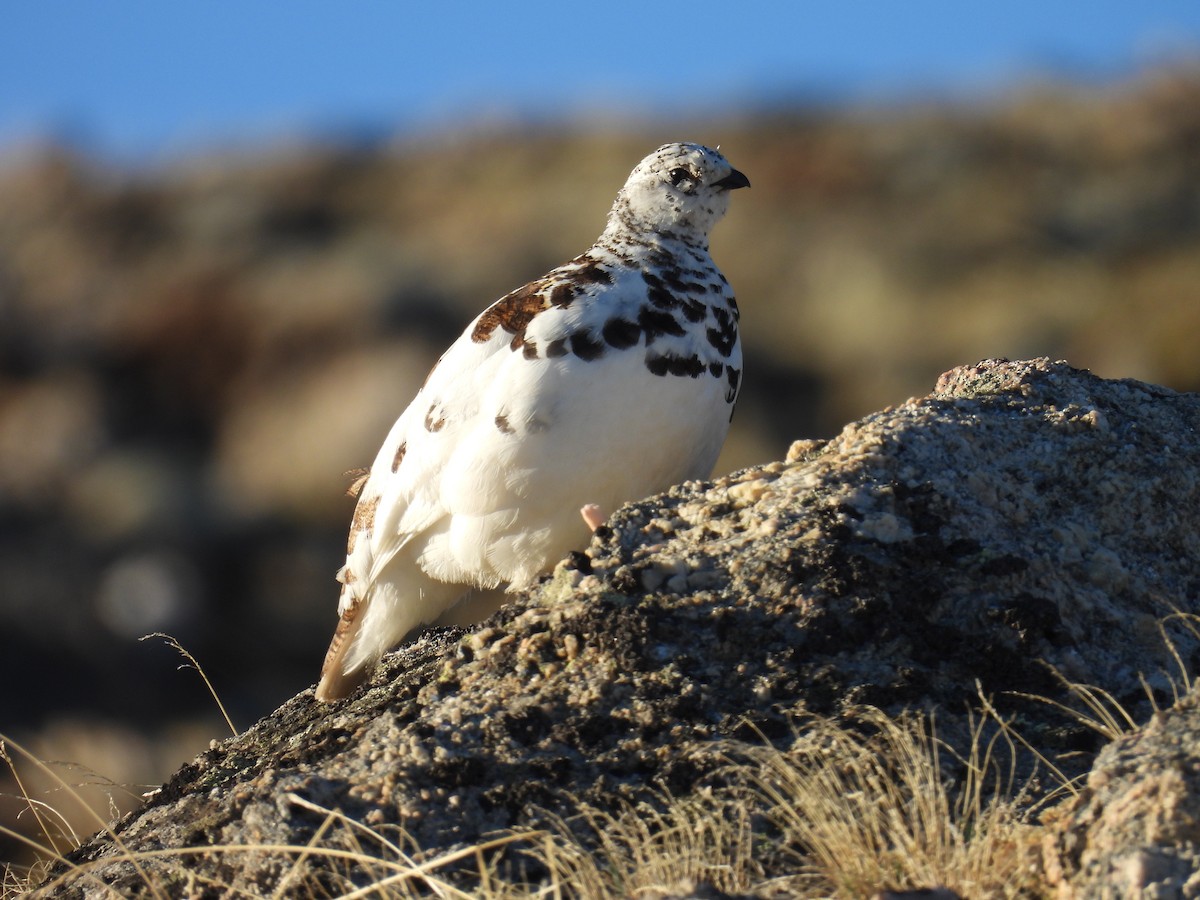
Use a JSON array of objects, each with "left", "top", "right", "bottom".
[
  {"left": 1, "top": 733, "right": 163, "bottom": 897},
  {"left": 1004, "top": 611, "right": 1200, "bottom": 757},
  {"left": 725, "top": 709, "right": 1046, "bottom": 898},
  {"left": 2, "top": 705, "right": 1051, "bottom": 899},
  {"left": 523, "top": 790, "right": 775, "bottom": 898},
  {"left": 10, "top": 617, "right": 1197, "bottom": 898}
]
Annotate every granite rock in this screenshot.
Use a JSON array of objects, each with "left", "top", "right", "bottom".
[{"left": 1043, "top": 685, "right": 1200, "bottom": 899}]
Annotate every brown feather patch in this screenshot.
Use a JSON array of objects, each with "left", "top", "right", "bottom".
[
  {"left": 424, "top": 405, "right": 446, "bottom": 432},
  {"left": 346, "top": 495, "right": 380, "bottom": 554},
  {"left": 344, "top": 467, "right": 370, "bottom": 498},
  {"left": 352, "top": 495, "right": 379, "bottom": 533},
  {"left": 471, "top": 282, "right": 547, "bottom": 342}
]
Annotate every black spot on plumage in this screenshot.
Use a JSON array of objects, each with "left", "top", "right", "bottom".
[
  {"left": 648, "top": 285, "right": 679, "bottom": 309},
  {"left": 495, "top": 414, "right": 515, "bottom": 435},
  {"left": 708, "top": 361, "right": 724, "bottom": 378},
  {"left": 523, "top": 341, "right": 539, "bottom": 359},
  {"left": 707, "top": 326, "right": 737, "bottom": 357},
  {"left": 646, "top": 353, "right": 706, "bottom": 378},
  {"left": 391, "top": 442, "right": 406, "bottom": 472},
  {"left": 647, "top": 248, "right": 673, "bottom": 268},
  {"left": 729, "top": 297, "right": 740, "bottom": 319},
  {"left": 681, "top": 300, "right": 707, "bottom": 322},
  {"left": 663, "top": 269, "right": 688, "bottom": 291},
  {"left": 545, "top": 338, "right": 568, "bottom": 358},
  {"left": 646, "top": 356, "right": 668, "bottom": 376},
  {"left": 550, "top": 282, "right": 577, "bottom": 307},
  {"left": 707, "top": 305, "right": 738, "bottom": 356},
  {"left": 602, "top": 317, "right": 641, "bottom": 349},
  {"left": 570, "top": 331, "right": 605, "bottom": 361},
  {"left": 638, "top": 307, "right": 685, "bottom": 343},
  {"left": 726, "top": 366, "right": 741, "bottom": 401},
  {"left": 577, "top": 263, "right": 612, "bottom": 284}
]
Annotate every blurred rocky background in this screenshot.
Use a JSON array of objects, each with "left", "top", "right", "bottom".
[{"left": 1, "top": 66, "right": 1199, "bottom": 860}]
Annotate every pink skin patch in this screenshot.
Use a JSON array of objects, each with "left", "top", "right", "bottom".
[{"left": 579, "top": 504, "right": 606, "bottom": 532}]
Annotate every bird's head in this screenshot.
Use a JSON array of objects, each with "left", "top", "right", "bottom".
[{"left": 607, "top": 142, "right": 750, "bottom": 242}]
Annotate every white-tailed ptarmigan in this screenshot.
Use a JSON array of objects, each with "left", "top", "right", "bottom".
[{"left": 315, "top": 143, "right": 749, "bottom": 701}]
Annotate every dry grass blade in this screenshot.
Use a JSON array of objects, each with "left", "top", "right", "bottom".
[
  {"left": 974, "top": 686, "right": 1080, "bottom": 805},
  {"left": 139, "top": 632, "right": 238, "bottom": 736},
  {"left": 1157, "top": 610, "right": 1200, "bottom": 699}
]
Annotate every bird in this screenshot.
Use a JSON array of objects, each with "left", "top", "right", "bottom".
[{"left": 315, "top": 142, "right": 749, "bottom": 701}]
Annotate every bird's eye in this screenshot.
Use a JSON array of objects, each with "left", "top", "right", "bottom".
[{"left": 668, "top": 167, "right": 694, "bottom": 188}]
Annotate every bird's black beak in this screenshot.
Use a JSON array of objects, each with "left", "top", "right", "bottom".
[{"left": 714, "top": 168, "right": 750, "bottom": 190}]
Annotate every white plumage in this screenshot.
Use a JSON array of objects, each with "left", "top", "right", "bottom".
[{"left": 315, "top": 142, "right": 749, "bottom": 701}]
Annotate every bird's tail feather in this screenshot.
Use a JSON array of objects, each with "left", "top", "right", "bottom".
[
  {"left": 314, "top": 570, "right": 473, "bottom": 702},
  {"left": 314, "top": 602, "right": 370, "bottom": 701}
]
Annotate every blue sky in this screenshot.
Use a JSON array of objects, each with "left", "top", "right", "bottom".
[{"left": 3, "top": 1, "right": 1199, "bottom": 161}]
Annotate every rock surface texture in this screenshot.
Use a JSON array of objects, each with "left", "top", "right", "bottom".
[
  {"left": 1043, "top": 686, "right": 1200, "bottom": 899},
  {"left": 35, "top": 358, "right": 1200, "bottom": 896}
]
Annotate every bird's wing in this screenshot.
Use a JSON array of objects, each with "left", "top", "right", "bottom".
[
  {"left": 347, "top": 261, "right": 620, "bottom": 587},
  {"left": 343, "top": 322, "right": 516, "bottom": 599},
  {"left": 316, "top": 313, "right": 526, "bottom": 700}
]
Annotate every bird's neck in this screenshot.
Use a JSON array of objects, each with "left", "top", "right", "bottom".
[{"left": 595, "top": 218, "right": 711, "bottom": 263}]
